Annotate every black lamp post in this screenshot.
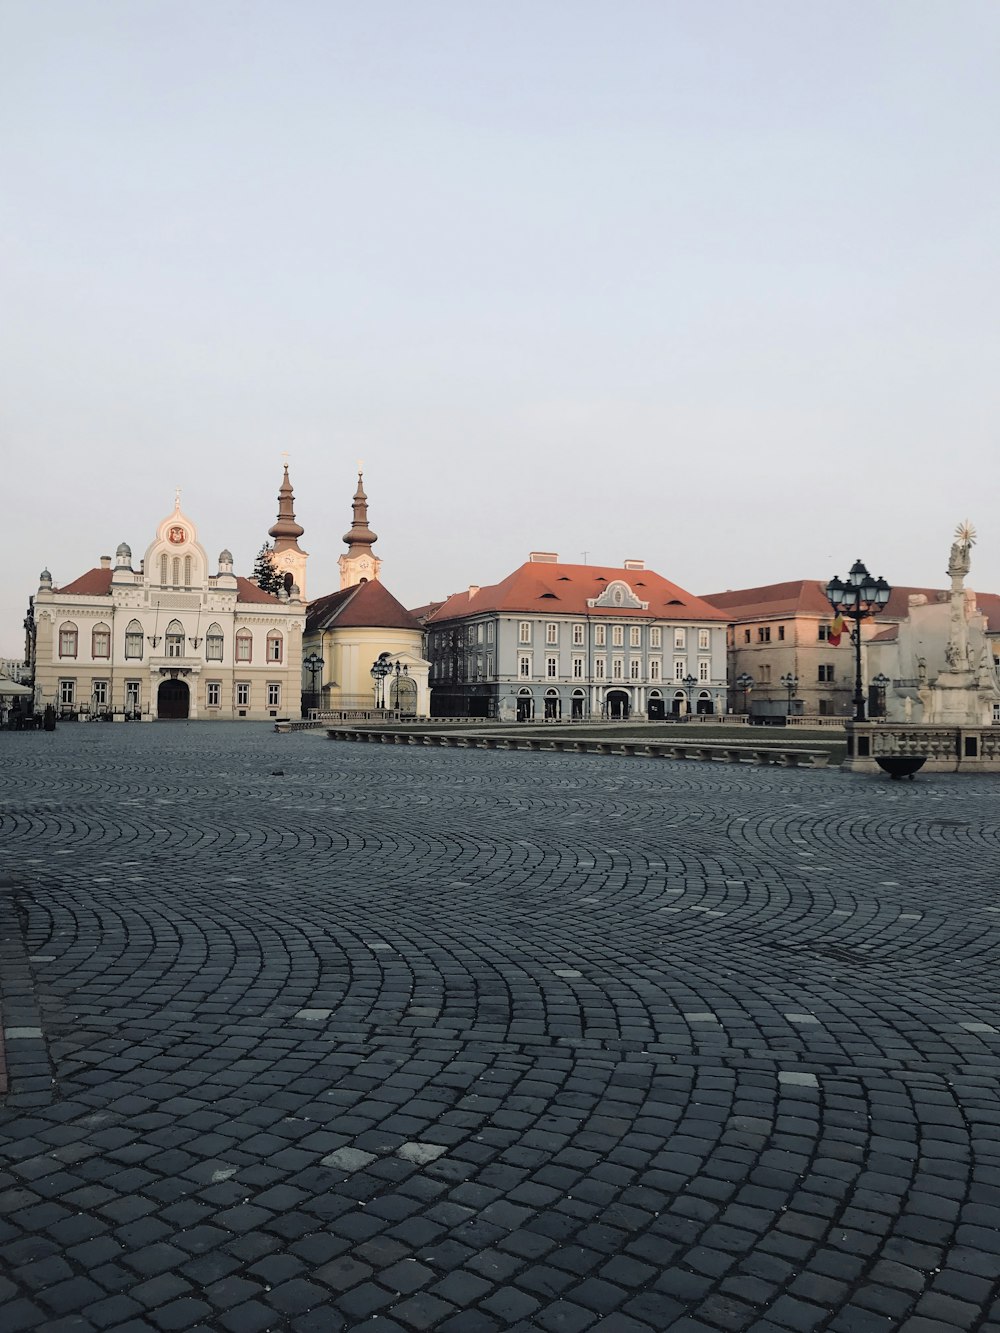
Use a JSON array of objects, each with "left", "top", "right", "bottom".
[
  {"left": 871, "top": 672, "right": 891, "bottom": 718},
  {"left": 684, "top": 673, "right": 698, "bottom": 716},
  {"left": 780, "top": 672, "right": 799, "bottom": 716},
  {"left": 736, "top": 672, "right": 754, "bottom": 714},
  {"left": 370, "top": 653, "right": 391, "bottom": 708},
  {"left": 390, "top": 660, "right": 409, "bottom": 712},
  {"left": 825, "top": 559, "right": 891, "bottom": 722},
  {"left": 303, "top": 651, "right": 324, "bottom": 711}
]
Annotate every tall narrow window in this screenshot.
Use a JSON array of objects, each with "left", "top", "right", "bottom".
[
  {"left": 206, "top": 624, "right": 224, "bottom": 661},
  {"left": 159, "top": 554, "right": 168, "bottom": 585},
  {"left": 572, "top": 623, "right": 585, "bottom": 646},
  {"left": 165, "top": 620, "right": 184, "bottom": 658},
  {"left": 546, "top": 623, "right": 558, "bottom": 645},
  {"left": 595, "top": 625, "right": 606, "bottom": 647},
  {"left": 92, "top": 624, "right": 111, "bottom": 659},
  {"left": 266, "top": 631, "right": 283, "bottom": 662},
  {"left": 519, "top": 622, "right": 532, "bottom": 644},
  {"left": 184, "top": 555, "right": 192, "bottom": 586},
  {"left": 172, "top": 557, "right": 181, "bottom": 587},
  {"left": 125, "top": 620, "right": 143, "bottom": 659},
  {"left": 59, "top": 623, "right": 78, "bottom": 658},
  {"left": 236, "top": 630, "right": 253, "bottom": 663},
  {"left": 235, "top": 682, "right": 250, "bottom": 706},
  {"left": 650, "top": 627, "right": 662, "bottom": 649},
  {"left": 629, "top": 626, "right": 641, "bottom": 647}
]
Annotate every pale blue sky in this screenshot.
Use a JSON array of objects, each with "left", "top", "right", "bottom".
[{"left": 2, "top": 1, "right": 999, "bottom": 655}]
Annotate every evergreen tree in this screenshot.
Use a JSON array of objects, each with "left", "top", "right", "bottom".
[{"left": 252, "top": 543, "right": 284, "bottom": 596}]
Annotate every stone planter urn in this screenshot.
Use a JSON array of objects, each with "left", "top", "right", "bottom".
[{"left": 875, "top": 755, "right": 926, "bottom": 780}]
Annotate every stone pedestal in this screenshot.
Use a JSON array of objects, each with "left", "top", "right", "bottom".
[{"left": 846, "top": 722, "right": 1000, "bottom": 773}]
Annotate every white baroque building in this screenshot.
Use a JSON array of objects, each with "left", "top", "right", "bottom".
[{"left": 28, "top": 482, "right": 305, "bottom": 721}]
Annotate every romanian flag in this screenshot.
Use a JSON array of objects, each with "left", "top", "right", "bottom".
[{"left": 828, "top": 614, "right": 847, "bottom": 647}]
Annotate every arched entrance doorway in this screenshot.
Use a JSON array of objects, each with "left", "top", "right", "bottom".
[
  {"left": 157, "top": 679, "right": 190, "bottom": 720},
  {"left": 696, "top": 691, "right": 714, "bottom": 715},
  {"left": 516, "top": 688, "right": 534, "bottom": 722},
  {"left": 544, "top": 689, "right": 561, "bottom": 721},
  {"left": 390, "top": 674, "right": 418, "bottom": 717},
  {"left": 571, "top": 689, "right": 586, "bottom": 720},
  {"left": 671, "top": 691, "right": 686, "bottom": 716},
  {"left": 647, "top": 689, "right": 664, "bottom": 720},
  {"left": 606, "top": 689, "right": 629, "bottom": 720}
]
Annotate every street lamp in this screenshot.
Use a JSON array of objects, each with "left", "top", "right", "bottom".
[
  {"left": 389, "top": 660, "right": 409, "bottom": 713},
  {"left": 684, "top": 673, "right": 698, "bottom": 716},
  {"left": 736, "top": 672, "right": 754, "bottom": 714},
  {"left": 303, "top": 651, "right": 324, "bottom": 712},
  {"left": 370, "top": 653, "right": 391, "bottom": 708},
  {"left": 780, "top": 672, "right": 799, "bottom": 716},
  {"left": 826, "top": 559, "right": 891, "bottom": 722}
]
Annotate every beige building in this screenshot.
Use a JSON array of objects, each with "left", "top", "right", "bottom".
[
  {"left": 303, "top": 473, "right": 429, "bottom": 715},
  {"left": 29, "top": 476, "right": 306, "bottom": 721}
]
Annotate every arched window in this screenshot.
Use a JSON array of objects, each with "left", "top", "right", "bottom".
[
  {"left": 159, "top": 554, "right": 168, "bottom": 586},
  {"left": 125, "top": 619, "right": 143, "bottom": 660},
  {"left": 172, "top": 556, "right": 181, "bottom": 587},
  {"left": 59, "top": 622, "right": 78, "bottom": 658},
  {"left": 92, "top": 623, "right": 111, "bottom": 658},
  {"left": 266, "top": 630, "right": 283, "bottom": 663},
  {"left": 184, "top": 555, "right": 192, "bottom": 586},
  {"left": 205, "top": 623, "right": 224, "bottom": 661},
  {"left": 165, "top": 619, "right": 185, "bottom": 658},
  {"left": 235, "top": 628, "right": 253, "bottom": 663}
]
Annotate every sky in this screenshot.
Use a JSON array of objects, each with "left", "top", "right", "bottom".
[{"left": 2, "top": 0, "right": 999, "bottom": 656}]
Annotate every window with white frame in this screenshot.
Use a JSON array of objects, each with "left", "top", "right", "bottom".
[
  {"left": 266, "top": 631, "right": 283, "bottom": 662},
  {"left": 487, "top": 622, "right": 494, "bottom": 642},
  {"left": 59, "top": 679, "right": 75, "bottom": 705},
  {"left": 612, "top": 657, "right": 624, "bottom": 680},
  {"left": 546, "top": 655, "right": 558, "bottom": 678},
  {"left": 698, "top": 628, "right": 711, "bottom": 650},
  {"left": 519, "top": 622, "right": 532, "bottom": 644},
  {"left": 595, "top": 624, "right": 606, "bottom": 646},
  {"left": 92, "top": 680, "right": 109, "bottom": 707},
  {"left": 595, "top": 658, "right": 606, "bottom": 679},
  {"left": 572, "top": 623, "right": 584, "bottom": 646},
  {"left": 518, "top": 654, "right": 531, "bottom": 678},
  {"left": 92, "top": 624, "right": 111, "bottom": 658},
  {"left": 546, "top": 623, "right": 558, "bottom": 645},
  {"left": 125, "top": 620, "right": 143, "bottom": 659},
  {"left": 236, "top": 630, "right": 252, "bottom": 662},
  {"left": 674, "top": 628, "right": 686, "bottom": 649},
  {"left": 126, "top": 680, "right": 140, "bottom": 710},
  {"left": 165, "top": 620, "right": 184, "bottom": 658},
  {"left": 485, "top": 653, "right": 493, "bottom": 677},
  {"left": 206, "top": 624, "right": 224, "bottom": 660},
  {"left": 206, "top": 681, "right": 221, "bottom": 707},
  {"left": 235, "top": 681, "right": 250, "bottom": 706},
  {"left": 572, "top": 657, "right": 584, "bottom": 679},
  {"left": 698, "top": 659, "right": 710, "bottom": 681},
  {"left": 650, "top": 658, "right": 661, "bottom": 681},
  {"left": 59, "top": 623, "right": 78, "bottom": 658},
  {"left": 674, "top": 658, "right": 686, "bottom": 681},
  {"left": 267, "top": 683, "right": 281, "bottom": 708},
  {"left": 612, "top": 625, "right": 624, "bottom": 646},
  {"left": 477, "top": 623, "right": 484, "bottom": 644},
  {"left": 629, "top": 626, "right": 641, "bottom": 647},
  {"left": 630, "top": 659, "right": 641, "bottom": 680},
  {"left": 650, "top": 627, "right": 662, "bottom": 649}
]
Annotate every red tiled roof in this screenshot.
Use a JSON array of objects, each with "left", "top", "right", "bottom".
[
  {"left": 57, "top": 569, "right": 113, "bottom": 596},
  {"left": 307, "top": 580, "right": 422, "bottom": 633},
  {"left": 427, "top": 562, "right": 727, "bottom": 623},
  {"left": 235, "top": 576, "right": 282, "bottom": 605},
  {"left": 976, "top": 592, "right": 1000, "bottom": 632},
  {"left": 701, "top": 580, "right": 955, "bottom": 623}
]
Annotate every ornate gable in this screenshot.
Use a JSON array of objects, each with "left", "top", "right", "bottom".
[{"left": 587, "top": 580, "right": 648, "bottom": 611}]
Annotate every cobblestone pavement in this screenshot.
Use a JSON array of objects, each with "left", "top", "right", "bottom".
[{"left": 1, "top": 725, "right": 1000, "bottom": 1333}]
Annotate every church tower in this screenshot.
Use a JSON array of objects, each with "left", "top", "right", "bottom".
[
  {"left": 268, "top": 463, "right": 308, "bottom": 598},
  {"left": 339, "top": 471, "right": 382, "bottom": 589}
]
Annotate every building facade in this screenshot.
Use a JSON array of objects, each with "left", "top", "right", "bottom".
[
  {"left": 29, "top": 483, "right": 305, "bottom": 721},
  {"left": 425, "top": 553, "right": 729, "bottom": 720}
]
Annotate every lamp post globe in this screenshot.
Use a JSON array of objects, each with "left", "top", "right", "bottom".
[{"left": 826, "top": 560, "right": 891, "bottom": 722}]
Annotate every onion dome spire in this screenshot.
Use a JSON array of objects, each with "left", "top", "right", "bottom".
[
  {"left": 268, "top": 464, "right": 305, "bottom": 551},
  {"left": 342, "top": 470, "right": 378, "bottom": 555}
]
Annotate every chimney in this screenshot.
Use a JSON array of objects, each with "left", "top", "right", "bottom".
[
  {"left": 468, "top": 585, "right": 480, "bottom": 599},
  {"left": 529, "top": 552, "right": 558, "bottom": 563},
  {"left": 100, "top": 555, "right": 112, "bottom": 570},
  {"left": 624, "top": 559, "right": 644, "bottom": 570}
]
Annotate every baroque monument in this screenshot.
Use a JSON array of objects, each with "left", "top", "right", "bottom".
[{"left": 920, "top": 521, "right": 998, "bottom": 725}]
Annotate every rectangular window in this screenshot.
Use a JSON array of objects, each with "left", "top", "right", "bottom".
[
  {"left": 236, "top": 634, "right": 252, "bottom": 662},
  {"left": 125, "top": 680, "right": 140, "bottom": 711},
  {"left": 674, "top": 659, "right": 686, "bottom": 681},
  {"left": 519, "top": 622, "right": 532, "bottom": 644},
  {"left": 612, "top": 625, "right": 624, "bottom": 646},
  {"left": 612, "top": 657, "right": 624, "bottom": 680},
  {"left": 485, "top": 653, "right": 493, "bottom": 677},
  {"left": 572, "top": 623, "right": 585, "bottom": 646},
  {"left": 487, "top": 622, "right": 494, "bottom": 643},
  {"left": 595, "top": 658, "right": 606, "bottom": 679},
  {"left": 236, "top": 682, "right": 250, "bottom": 706},
  {"left": 818, "top": 698, "right": 833, "bottom": 716},
  {"left": 59, "top": 629, "right": 78, "bottom": 658},
  {"left": 125, "top": 630, "right": 143, "bottom": 659},
  {"left": 818, "top": 664, "right": 835, "bottom": 682},
  {"left": 267, "top": 636, "right": 282, "bottom": 662},
  {"left": 467, "top": 625, "right": 475, "bottom": 645},
  {"left": 629, "top": 658, "right": 641, "bottom": 680},
  {"left": 92, "top": 680, "right": 109, "bottom": 706},
  {"left": 166, "top": 635, "right": 184, "bottom": 659},
  {"left": 92, "top": 629, "right": 111, "bottom": 658},
  {"left": 518, "top": 654, "right": 531, "bottom": 678},
  {"left": 650, "top": 658, "right": 661, "bottom": 681},
  {"left": 674, "top": 628, "right": 686, "bottom": 650},
  {"left": 818, "top": 624, "right": 832, "bottom": 641},
  {"left": 743, "top": 628, "right": 751, "bottom": 643},
  {"left": 650, "top": 627, "right": 662, "bottom": 649},
  {"left": 267, "top": 683, "right": 281, "bottom": 708},
  {"left": 698, "top": 629, "right": 710, "bottom": 650},
  {"left": 698, "top": 659, "right": 710, "bottom": 681},
  {"left": 476, "top": 623, "right": 484, "bottom": 644},
  {"left": 59, "top": 679, "right": 75, "bottom": 705},
  {"left": 629, "top": 626, "right": 641, "bottom": 648},
  {"left": 594, "top": 624, "right": 606, "bottom": 647},
  {"left": 207, "top": 682, "right": 221, "bottom": 707},
  {"left": 757, "top": 626, "right": 771, "bottom": 643},
  {"left": 546, "top": 623, "right": 558, "bottom": 646},
  {"left": 777, "top": 626, "right": 785, "bottom": 641},
  {"left": 546, "top": 655, "right": 558, "bottom": 678},
  {"left": 572, "top": 657, "right": 583, "bottom": 679},
  {"left": 206, "top": 633, "right": 224, "bottom": 661},
  {"left": 759, "top": 664, "right": 772, "bottom": 684}
]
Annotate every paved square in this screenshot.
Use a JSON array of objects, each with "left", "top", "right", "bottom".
[{"left": 1, "top": 724, "right": 999, "bottom": 1331}]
